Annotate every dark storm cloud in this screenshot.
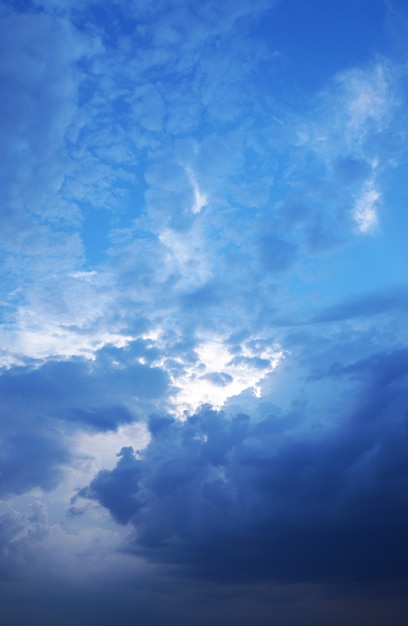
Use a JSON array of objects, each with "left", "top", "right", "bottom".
[
  {"left": 80, "top": 347, "right": 408, "bottom": 584},
  {"left": 319, "top": 346, "right": 408, "bottom": 376},
  {"left": 0, "top": 341, "right": 169, "bottom": 431},
  {"left": 0, "top": 432, "right": 69, "bottom": 497},
  {"left": 0, "top": 399, "right": 68, "bottom": 496},
  {"left": 67, "top": 405, "right": 135, "bottom": 430},
  {"left": 76, "top": 446, "right": 144, "bottom": 525},
  {"left": 0, "top": 341, "right": 169, "bottom": 495}
]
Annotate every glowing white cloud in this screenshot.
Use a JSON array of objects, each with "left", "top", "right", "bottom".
[
  {"left": 0, "top": 319, "right": 133, "bottom": 366},
  {"left": 162, "top": 335, "right": 284, "bottom": 415},
  {"left": 353, "top": 181, "right": 380, "bottom": 234},
  {"left": 186, "top": 167, "right": 207, "bottom": 215}
]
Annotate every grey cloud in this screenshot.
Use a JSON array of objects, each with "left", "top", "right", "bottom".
[
  {"left": 0, "top": 432, "right": 69, "bottom": 497},
  {"left": 0, "top": 341, "right": 169, "bottom": 429},
  {"left": 77, "top": 447, "right": 144, "bottom": 525},
  {"left": 68, "top": 405, "right": 135, "bottom": 431},
  {"left": 79, "top": 347, "right": 408, "bottom": 584},
  {"left": 315, "top": 347, "right": 408, "bottom": 390},
  {"left": 0, "top": 509, "right": 27, "bottom": 580},
  {"left": 0, "top": 342, "right": 170, "bottom": 495},
  {"left": 0, "top": 502, "right": 49, "bottom": 584}
]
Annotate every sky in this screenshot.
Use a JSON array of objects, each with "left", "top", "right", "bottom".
[{"left": 1, "top": 0, "right": 408, "bottom": 624}]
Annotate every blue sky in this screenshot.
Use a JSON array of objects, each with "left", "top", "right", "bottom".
[{"left": 1, "top": 1, "right": 408, "bottom": 624}]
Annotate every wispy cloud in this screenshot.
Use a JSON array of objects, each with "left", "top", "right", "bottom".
[{"left": 353, "top": 180, "right": 380, "bottom": 233}]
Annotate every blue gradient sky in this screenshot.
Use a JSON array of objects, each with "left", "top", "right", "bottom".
[{"left": 1, "top": 1, "right": 408, "bottom": 624}]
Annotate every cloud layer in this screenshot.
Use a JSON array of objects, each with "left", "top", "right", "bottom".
[
  {"left": 79, "top": 345, "right": 408, "bottom": 584},
  {"left": 1, "top": 0, "right": 408, "bottom": 624}
]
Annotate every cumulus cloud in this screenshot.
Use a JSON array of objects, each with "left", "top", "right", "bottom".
[
  {"left": 0, "top": 432, "right": 69, "bottom": 497},
  {"left": 0, "top": 341, "right": 170, "bottom": 496},
  {"left": 79, "top": 345, "right": 408, "bottom": 583},
  {"left": 0, "top": 343, "right": 169, "bottom": 425}
]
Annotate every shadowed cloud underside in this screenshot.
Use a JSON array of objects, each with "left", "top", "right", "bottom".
[{"left": 1, "top": 1, "right": 408, "bottom": 625}]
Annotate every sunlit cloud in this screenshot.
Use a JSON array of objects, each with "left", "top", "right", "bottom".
[
  {"left": 353, "top": 180, "right": 380, "bottom": 233},
  {"left": 168, "top": 335, "right": 284, "bottom": 415},
  {"left": 186, "top": 166, "right": 208, "bottom": 215}
]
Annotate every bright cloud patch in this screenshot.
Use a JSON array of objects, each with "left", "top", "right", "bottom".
[
  {"left": 354, "top": 181, "right": 380, "bottom": 233},
  {"left": 168, "top": 336, "right": 284, "bottom": 415},
  {"left": 186, "top": 167, "right": 208, "bottom": 215}
]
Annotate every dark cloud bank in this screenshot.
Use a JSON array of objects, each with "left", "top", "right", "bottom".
[
  {"left": 0, "top": 341, "right": 169, "bottom": 496},
  {"left": 79, "top": 348, "right": 408, "bottom": 587}
]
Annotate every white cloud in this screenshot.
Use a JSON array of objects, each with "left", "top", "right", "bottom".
[
  {"left": 353, "top": 181, "right": 380, "bottom": 234},
  {"left": 186, "top": 167, "right": 208, "bottom": 215},
  {"left": 155, "top": 333, "right": 284, "bottom": 415}
]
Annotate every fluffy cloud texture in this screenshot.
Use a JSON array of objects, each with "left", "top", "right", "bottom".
[
  {"left": 79, "top": 347, "right": 408, "bottom": 583},
  {"left": 1, "top": 0, "right": 408, "bottom": 625}
]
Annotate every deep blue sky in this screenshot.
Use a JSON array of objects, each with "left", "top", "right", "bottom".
[{"left": 1, "top": 1, "right": 408, "bottom": 624}]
